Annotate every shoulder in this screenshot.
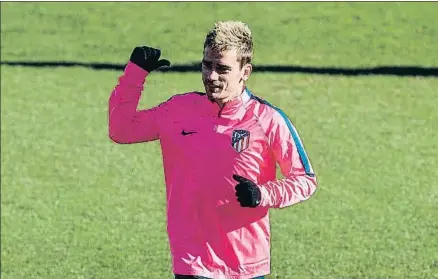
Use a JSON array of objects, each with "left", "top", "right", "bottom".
[
  {"left": 168, "top": 91, "right": 205, "bottom": 101},
  {"left": 163, "top": 91, "right": 207, "bottom": 106},
  {"left": 171, "top": 91, "right": 206, "bottom": 99},
  {"left": 247, "top": 90, "right": 291, "bottom": 126},
  {"left": 247, "top": 90, "right": 303, "bottom": 149}
]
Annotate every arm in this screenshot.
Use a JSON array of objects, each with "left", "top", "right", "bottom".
[
  {"left": 258, "top": 109, "right": 318, "bottom": 208},
  {"left": 108, "top": 46, "right": 171, "bottom": 144},
  {"left": 109, "top": 62, "right": 159, "bottom": 143}
]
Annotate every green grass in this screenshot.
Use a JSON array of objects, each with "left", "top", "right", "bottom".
[
  {"left": 2, "top": 2, "right": 438, "bottom": 66},
  {"left": 2, "top": 2, "right": 438, "bottom": 279}
]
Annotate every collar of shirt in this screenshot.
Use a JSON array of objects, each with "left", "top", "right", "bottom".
[{"left": 209, "top": 87, "right": 252, "bottom": 119}]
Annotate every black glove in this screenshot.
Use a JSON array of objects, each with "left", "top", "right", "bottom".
[
  {"left": 129, "top": 46, "right": 171, "bottom": 72},
  {"left": 233, "top": 174, "right": 262, "bottom": 208}
]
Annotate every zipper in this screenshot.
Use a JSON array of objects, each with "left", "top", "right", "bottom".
[{"left": 217, "top": 102, "right": 227, "bottom": 118}]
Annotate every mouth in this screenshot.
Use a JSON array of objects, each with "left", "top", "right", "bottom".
[{"left": 206, "top": 84, "right": 223, "bottom": 94}]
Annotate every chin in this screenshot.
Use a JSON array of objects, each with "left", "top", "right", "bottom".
[{"left": 206, "top": 92, "right": 216, "bottom": 102}]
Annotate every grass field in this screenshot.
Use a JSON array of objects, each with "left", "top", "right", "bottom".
[{"left": 1, "top": 2, "right": 438, "bottom": 279}]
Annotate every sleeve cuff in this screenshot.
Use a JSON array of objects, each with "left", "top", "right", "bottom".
[
  {"left": 258, "top": 185, "right": 270, "bottom": 207},
  {"left": 124, "top": 61, "right": 150, "bottom": 78}
]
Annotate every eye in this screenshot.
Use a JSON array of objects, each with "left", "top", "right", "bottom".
[
  {"left": 202, "top": 61, "right": 212, "bottom": 69},
  {"left": 217, "top": 68, "right": 230, "bottom": 74}
]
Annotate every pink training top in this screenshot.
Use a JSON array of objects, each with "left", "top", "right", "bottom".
[{"left": 108, "top": 62, "right": 318, "bottom": 279}]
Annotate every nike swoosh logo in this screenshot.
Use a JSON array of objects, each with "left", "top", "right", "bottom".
[{"left": 181, "top": 130, "right": 197, "bottom": 136}]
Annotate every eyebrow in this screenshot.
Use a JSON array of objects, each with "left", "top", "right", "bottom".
[
  {"left": 202, "top": 59, "right": 232, "bottom": 70},
  {"left": 202, "top": 59, "right": 212, "bottom": 65},
  {"left": 217, "top": 64, "right": 232, "bottom": 70}
]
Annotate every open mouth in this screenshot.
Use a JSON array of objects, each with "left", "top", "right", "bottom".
[{"left": 208, "top": 84, "right": 222, "bottom": 91}]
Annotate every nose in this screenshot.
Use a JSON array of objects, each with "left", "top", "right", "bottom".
[{"left": 208, "top": 70, "right": 219, "bottom": 81}]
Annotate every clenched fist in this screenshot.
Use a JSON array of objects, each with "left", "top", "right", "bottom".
[{"left": 129, "top": 46, "right": 170, "bottom": 72}]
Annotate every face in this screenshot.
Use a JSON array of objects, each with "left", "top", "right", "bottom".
[{"left": 202, "top": 46, "right": 252, "bottom": 105}]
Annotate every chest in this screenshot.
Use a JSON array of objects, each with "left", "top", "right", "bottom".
[
  {"left": 160, "top": 111, "right": 270, "bottom": 161},
  {"left": 158, "top": 106, "right": 275, "bottom": 205}
]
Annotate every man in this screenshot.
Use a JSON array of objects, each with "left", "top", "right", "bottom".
[{"left": 108, "top": 21, "right": 317, "bottom": 279}]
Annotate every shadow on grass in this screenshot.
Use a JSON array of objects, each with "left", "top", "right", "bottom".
[{"left": 1, "top": 61, "right": 438, "bottom": 77}]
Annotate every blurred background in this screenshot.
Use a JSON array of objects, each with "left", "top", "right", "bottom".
[{"left": 1, "top": 2, "right": 437, "bottom": 279}]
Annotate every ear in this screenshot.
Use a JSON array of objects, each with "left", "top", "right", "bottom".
[{"left": 242, "top": 64, "right": 253, "bottom": 81}]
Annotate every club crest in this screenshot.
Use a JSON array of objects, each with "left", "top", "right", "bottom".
[{"left": 231, "top": 129, "right": 250, "bottom": 153}]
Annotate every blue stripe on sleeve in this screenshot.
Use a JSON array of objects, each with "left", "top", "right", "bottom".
[
  {"left": 275, "top": 108, "right": 314, "bottom": 176},
  {"left": 246, "top": 88, "right": 314, "bottom": 176}
]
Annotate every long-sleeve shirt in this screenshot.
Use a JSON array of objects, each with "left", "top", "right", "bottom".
[{"left": 108, "top": 62, "right": 318, "bottom": 279}]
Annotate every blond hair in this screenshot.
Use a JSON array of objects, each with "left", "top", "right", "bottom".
[{"left": 204, "top": 21, "right": 254, "bottom": 68}]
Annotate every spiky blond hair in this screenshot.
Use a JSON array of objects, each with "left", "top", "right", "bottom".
[{"left": 204, "top": 20, "right": 254, "bottom": 68}]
